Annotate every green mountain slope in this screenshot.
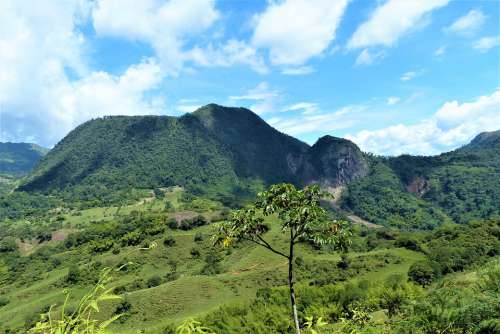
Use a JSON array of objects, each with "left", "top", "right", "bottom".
[
  {"left": 341, "top": 130, "right": 500, "bottom": 227},
  {"left": 0, "top": 142, "right": 48, "bottom": 177},
  {"left": 18, "top": 104, "right": 367, "bottom": 203}
]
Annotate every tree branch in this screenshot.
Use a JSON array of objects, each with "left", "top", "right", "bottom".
[{"left": 247, "top": 235, "right": 289, "bottom": 259}]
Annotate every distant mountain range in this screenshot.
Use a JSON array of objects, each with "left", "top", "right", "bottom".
[
  {"left": 0, "top": 142, "right": 48, "bottom": 177},
  {"left": 11, "top": 104, "right": 500, "bottom": 227}
]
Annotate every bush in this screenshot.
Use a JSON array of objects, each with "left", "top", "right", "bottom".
[
  {"left": 163, "top": 236, "right": 176, "bottom": 247},
  {"left": 190, "top": 248, "right": 201, "bottom": 258},
  {"left": 200, "top": 249, "right": 223, "bottom": 275},
  {"left": 0, "top": 237, "right": 17, "bottom": 253},
  {"left": 120, "top": 231, "right": 143, "bottom": 246},
  {"left": 337, "top": 254, "right": 351, "bottom": 269},
  {"left": 408, "top": 260, "right": 439, "bottom": 286},
  {"left": 0, "top": 296, "right": 9, "bottom": 307},
  {"left": 147, "top": 275, "right": 163, "bottom": 288},
  {"left": 194, "top": 232, "right": 204, "bottom": 242},
  {"left": 395, "top": 235, "right": 422, "bottom": 251},
  {"left": 167, "top": 218, "right": 178, "bottom": 229},
  {"left": 66, "top": 264, "right": 81, "bottom": 284}
]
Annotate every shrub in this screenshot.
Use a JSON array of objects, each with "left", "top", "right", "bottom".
[
  {"left": 408, "top": 260, "right": 439, "bottom": 286},
  {"left": 163, "top": 236, "right": 176, "bottom": 247},
  {"left": 167, "top": 218, "right": 178, "bottom": 229},
  {"left": 194, "top": 232, "right": 204, "bottom": 242},
  {"left": 120, "top": 231, "right": 143, "bottom": 246},
  {"left": 0, "top": 296, "right": 9, "bottom": 307},
  {"left": 337, "top": 254, "right": 351, "bottom": 269},
  {"left": 147, "top": 275, "right": 163, "bottom": 288},
  {"left": 0, "top": 237, "right": 17, "bottom": 253},
  {"left": 395, "top": 235, "right": 421, "bottom": 251},
  {"left": 190, "top": 248, "right": 201, "bottom": 258},
  {"left": 66, "top": 264, "right": 81, "bottom": 284}
]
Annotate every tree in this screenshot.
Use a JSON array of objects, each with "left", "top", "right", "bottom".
[{"left": 213, "top": 183, "right": 350, "bottom": 334}]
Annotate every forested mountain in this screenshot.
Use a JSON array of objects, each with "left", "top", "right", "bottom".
[
  {"left": 341, "top": 130, "right": 500, "bottom": 228},
  {"left": 0, "top": 142, "right": 48, "bottom": 177},
  {"left": 13, "top": 105, "right": 500, "bottom": 227},
  {"left": 18, "top": 104, "right": 368, "bottom": 201}
]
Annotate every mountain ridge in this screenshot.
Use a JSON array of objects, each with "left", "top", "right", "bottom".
[{"left": 13, "top": 104, "right": 500, "bottom": 227}]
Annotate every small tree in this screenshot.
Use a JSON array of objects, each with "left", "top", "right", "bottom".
[{"left": 213, "top": 183, "right": 350, "bottom": 334}]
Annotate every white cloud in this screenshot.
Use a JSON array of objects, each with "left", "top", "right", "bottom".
[
  {"left": 186, "top": 39, "right": 268, "bottom": 74},
  {"left": 473, "top": 36, "right": 500, "bottom": 53},
  {"left": 92, "top": 0, "right": 219, "bottom": 75},
  {"left": 270, "top": 105, "right": 362, "bottom": 136},
  {"left": 348, "top": 0, "right": 450, "bottom": 49},
  {"left": 229, "top": 82, "right": 280, "bottom": 114},
  {"left": 281, "top": 66, "right": 315, "bottom": 75},
  {"left": 354, "top": 49, "right": 386, "bottom": 66},
  {"left": 284, "top": 102, "right": 319, "bottom": 115},
  {"left": 387, "top": 97, "right": 400, "bottom": 105},
  {"left": 446, "top": 9, "right": 486, "bottom": 36},
  {"left": 400, "top": 69, "right": 424, "bottom": 82},
  {"left": 252, "top": 0, "right": 349, "bottom": 66},
  {"left": 0, "top": 0, "right": 164, "bottom": 147},
  {"left": 176, "top": 104, "right": 202, "bottom": 113},
  {"left": 346, "top": 89, "right": 500, "bottom": 155}
]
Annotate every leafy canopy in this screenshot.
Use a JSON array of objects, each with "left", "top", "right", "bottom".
[{"left": 214, "top": 183, "right": 351, "bottom": 256}]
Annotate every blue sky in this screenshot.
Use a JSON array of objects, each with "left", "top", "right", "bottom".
[{"left": 0, "top": 0, "right": 499, "bottom": 155}]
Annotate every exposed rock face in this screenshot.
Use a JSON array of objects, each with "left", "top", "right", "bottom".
[
  {"left": 407, "top": 177, "right": 430, "bottom": 198},
  {"left": 296, "top": 135, "right": 369, "bottom": 188}
]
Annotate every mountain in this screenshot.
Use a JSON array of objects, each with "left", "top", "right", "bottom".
[
  {"left": 18, "top": 104, "right": 367, "bottom": 203},
  {"left": 14, "top": 105, "right": 499, "bottom": 227},
  {"left": 341, "top": 130, "right": 500, "bottom": 228},
  {"left": 0, "top": 142, "right": 49, "bottom": 177}
]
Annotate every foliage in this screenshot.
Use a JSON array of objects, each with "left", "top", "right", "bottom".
[
  {"left": 214, "top": 183, "right": 351, "bottom": 333},
  {"left": 29, "top": 267, "right": 122, "bottom": 334}
]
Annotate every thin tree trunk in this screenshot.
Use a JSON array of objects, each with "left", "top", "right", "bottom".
[{"left": 288, "top": 238, "right": 301, "bottom": 334}]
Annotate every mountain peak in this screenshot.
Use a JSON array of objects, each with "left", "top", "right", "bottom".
[{"left": 468, "top": 129, "right": 500, "bottom": 148}]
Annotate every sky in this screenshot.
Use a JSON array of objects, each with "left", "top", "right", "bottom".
[{"left": 0, "top": 0, "right": 499, "bottom": 156}]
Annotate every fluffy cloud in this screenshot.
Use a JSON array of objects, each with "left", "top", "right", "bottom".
[
  {"left": 92, "top": 0, "right": 219, "bottom": 75},
  {"left": 473, "top": 36, "right": 500, "bottom": 53},
  {"left": 186, "top": 39, "right": 268, "bottom": 74},
  {"left": 252, "top": 0, "right": 349, "bottom": 66},
  {"left": 446, "top": 9, "right": 486, "bottom": 36},
  {"left": 346, "top": 90, "right": 500, "bottom": 155},
  {"left": 0, "top": 0, "right": 164, "bottom": 146},
  {"left": 348, "top": 0, "right": 450, "bottom": 49}
]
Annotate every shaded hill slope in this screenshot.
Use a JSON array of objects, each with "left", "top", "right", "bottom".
[{"left": 0, "top": 142, "right": 48, "bottom": 177}]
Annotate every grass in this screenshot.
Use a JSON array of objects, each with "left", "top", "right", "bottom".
[{"left": 0, "top": 189, "right": 427, "bottom": 334}]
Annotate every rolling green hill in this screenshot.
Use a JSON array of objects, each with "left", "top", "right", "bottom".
[{"left": 0, "top": 142, "right": 48, "bottom": 177}]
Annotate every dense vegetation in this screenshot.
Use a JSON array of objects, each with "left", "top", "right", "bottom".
[
  {"left": 0, "top": 142, "right": 48, "bottom": 177},
  {"left": 0, "top": 184, "right": 498, "bottom": 333},
  {"left": 341, "top": 130, "right": 500, "bottom": 227}
]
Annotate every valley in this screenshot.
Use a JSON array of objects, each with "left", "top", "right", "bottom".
[{"left": 0, "top": 107, "right": 498, "bottom": 334}]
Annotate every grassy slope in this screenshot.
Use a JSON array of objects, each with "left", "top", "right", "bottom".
[{"left": 0, "top": 189, "right": 425, "bottom": 333}]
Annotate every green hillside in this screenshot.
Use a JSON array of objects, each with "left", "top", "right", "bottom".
[
  {"left": 0, "top": 184, "right": 498, "bottom": 334},
  {"left": 17, "top": 105, "right": 367, "bottom": 207},
  {"left": 341, "top": 130, "right": 500, "bottom": 228},
  {"left": 0, "top": 142, "right": 48, "bottom": 177}
]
